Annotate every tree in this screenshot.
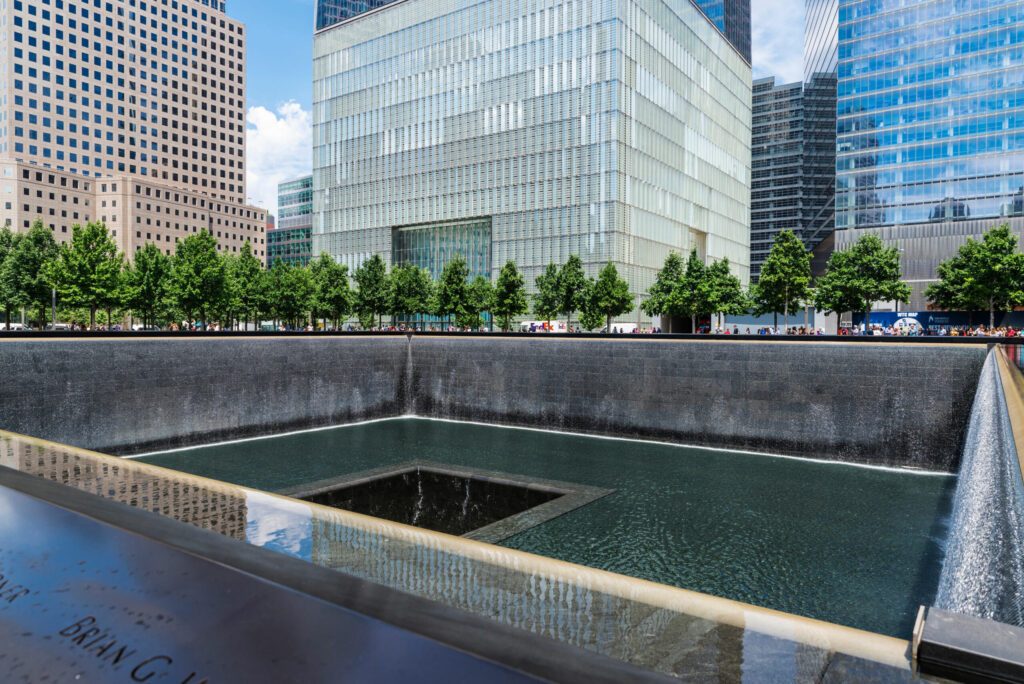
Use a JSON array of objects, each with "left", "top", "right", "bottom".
[
  {"left": 269, "top": 260, "right": 314, "bottom": 328},
  {"left": 556, "top": 254, "right": 588, "bottom": 331},
  {"left": 0, "top": 229, "right": 23, "bottom": 329},
  {"left": 751, "top": 229, "right": 812, "bottom": 329},
  {"left": 354, "top": 254, "right": 389, "bottom": 329},
  {"left": 170, "top": 230, "right": 227, "bottom": 327},
  {"left": 642, "top": 252, "right": 685, "bottom": 332},
  {"left": 669, "top": 249, "right": 709, "bottom": 333},
  {"left": 814, "top": 233, "right": 910, "bottom": 327},
  {"left": 492, "top": 261, "right": 529, "bottom": 331},
  {"left": 48, "top": 223, "right": 123, "bottom": 329},
  {"left": 232, "top": 241, "right": 267, "bottom": 330},
  {"left": 388, "top": 262, "right": 433, "bottom": 327},
  {"left": 533, "top": 263, "right": 561, "bottom": 327},
  {"left": 587, "top": 262, "right": 633, "bottom": 331},
  {"left": 926, "top": 224, "right": 1024, "bottom": 328},
  {"left": 310, "top": 252, "right": 354, "bottom": 329},
  {"left": 460, "top": 275, "right": 493, "bottom": 330},
  {"left": 122, "top": 242, "right": 172, "bottom": 329},
  {"left": 578, "top": 279, "right": 604, "bottom": 332},
  {"left": 12, "top": 220, "right": 59, "bottom": 328},
  {"left": 434, "top": 254, "right": 469, "bottom": 328},
  {"left": 705, "top": 258, "right": 748, "bottom": 329}
]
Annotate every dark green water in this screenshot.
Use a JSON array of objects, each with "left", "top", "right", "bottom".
[{"left": 138, "top": 418, "right": 956, "bottom": 637}]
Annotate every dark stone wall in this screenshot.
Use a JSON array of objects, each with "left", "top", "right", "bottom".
[
  {"left": 0, "top": 337, "right": 409, "bottom": 454},
  {"left": 411, "top": 338, "right": 987, "bottom": 471},
  {"left": 0, "top": 336, "right": 987, "bottom": 469}
]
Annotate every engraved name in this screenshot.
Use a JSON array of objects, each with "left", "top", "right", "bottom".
[
  {"left": 0, "top": 572, "right": 30, "bottom": 604},
  {"left": 58, "top": 616, "right": 210, "bottom": 683}
]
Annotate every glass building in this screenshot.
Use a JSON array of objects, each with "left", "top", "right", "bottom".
[
  {"left": 315, "top": 0, "right": 399, "bottom": 30},
  {"left": 313, "top": 0, "right": 752, "bottom": 309},
  {"left": 692, "top": 0, "right": 752, "bottom": 63},
  {"left": 836, "top": 0, "right": 1024, "bottom": 308},
  {"left": 270, "top": 175, "right": 314, "bottom": 267}
]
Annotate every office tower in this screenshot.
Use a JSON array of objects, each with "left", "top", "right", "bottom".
[
  {"left": 270, "top": 175, "right": 313, "bottom": 267},
  {"left": 0, "top": 0, "right": 266, "bottom": 258},
  {"left": 836, "top": 0, "right": 1024, "bottom": 309},
  {"left": 693, "top": 0, "right": 752, "bottom": 64},
  {"left": 313, "top": 0, "right": 752, "bottom": 313},
  {"left": 315, "top": 0, "right": 399, "bottom": 31},
  {"left": 749, "top": 74, "right": 835, "bottom": 280}
]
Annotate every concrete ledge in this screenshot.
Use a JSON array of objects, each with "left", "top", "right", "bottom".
[{"left": 915, "top": 607, "right": 1024, "bottom": 682}]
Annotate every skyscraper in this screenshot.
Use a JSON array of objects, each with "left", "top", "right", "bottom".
[
  {"left": 313, "top": 0, "right": 752, "bottom": 318},
  {"left": 0, "top": 0, "right": 266, "bottom": 258},
  {"left": 836, "top": 0, "right": 1024, "bottom": 309},
  {"left": 315, "top": 0, "right": 399, "bottom": 30},
  {"left": 270, "top": 175, "right": 314, "bottom": 267},
  {"left": 748, "top": 0, "right": 837, "bottom": 280},
  {"left": 693, "top": 0, "right": 752, "bottom": 64},
  {"left": 749, "top": 74, "right": 835, "bottom": 280}
]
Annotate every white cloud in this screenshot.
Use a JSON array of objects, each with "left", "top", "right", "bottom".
[
  {"left": 751, "top": 0, "right": 806, "bottom": 84},
  {"left": 245, "top": 101, "right": 312, "bottom": 218}
]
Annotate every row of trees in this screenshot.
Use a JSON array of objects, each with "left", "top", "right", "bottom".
[{"left": 0, "top": 221, "right": 357, "bottom": 330}]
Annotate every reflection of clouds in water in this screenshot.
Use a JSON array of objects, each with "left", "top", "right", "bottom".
[{"left": 245, "top": 491, "right": 314, "bottom": 561}]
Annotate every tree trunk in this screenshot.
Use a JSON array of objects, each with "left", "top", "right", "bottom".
[
  {"left": 89, "top": 306, "right": 97, "bottom": 330},
  {"left": 606, "top": 313, "right": 612, "bottom": 332},
  {"left": 783, "top": 300, "right": 788, "bottom": 333},
  {"left": 666, "top": 317, "right": 672, "bottom": 334},
  {"left": 865, "top": 307, "right": 871, "bottom": 329},
  {"left": 773, "top": 311, "right": 778, "bottom": 330},
  {"left": 105, "top": 307, "right": 111, "bottom": 329},
  {"left": 691, "top": 314, "right": 696, "bottom": 333},
  {"left": 990, "top": 298, "right": 995, "bottom": 329}
]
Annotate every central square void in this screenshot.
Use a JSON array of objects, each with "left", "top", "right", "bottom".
[{"left": 282, "top": 461, "right": 610, "bottom": 542}]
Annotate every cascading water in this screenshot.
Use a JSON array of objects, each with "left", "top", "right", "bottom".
[{"left": 935, "top": 350, "right": 1024, "bottom": 626}]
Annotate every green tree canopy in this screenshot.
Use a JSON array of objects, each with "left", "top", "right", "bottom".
[
  {"left": 14, "top": 221, "right": 60, "bottom": 328},
  {"left": 556, "top": 254, "right": 588, "bottom": 331},
  {"left": 434, "top": 254, "right": 469, "bottom": 327},
  {"left": 926, "top": 224, "right": 1024, "bottom": 328},
  {"left": 170, "top": 229, "right": 227, "bottom": 326},
  {"left": 705, "top": 258, "right": 748, "bottom": 328},
  {"left": 642, "top": 252, "right": 685, "bottom": 332},
  {"left": 353, "top": 254, "right": 390, "bottom": 329},
  {"left": 668, "top": 250, "right": 709, "bottom": 332},
  {"left": 492, "top": 261, "right": 529, "bottom": 331},
  {"left": 122, "top": 242, "right": 172, "bottom": 329},
  {"left": 751, "top": 229, "right": 811, "bottom": 327},
  {"left": 460, "top": 275, "right": 493, "bottom": 330},
  {"left": 310, "top": 252, "right": 354, "bottom": 329},
  {"left": 533, "top": 262, "right": 561, "bottom": 325},
  {"left": 269, "top": 260, "right": 314, "bottom": 327},
  {"left": 578, "top": 278, "right": 603, "bottom": 332},
  {"left": 586, "top": 262, "right": 633, "bottom": 331},
  {"left": 814, "top": 233, "right": 910, "bottom": 326},
  {"left": 232, "top": 241, "right": 267, "bottom": 329},
  {"left": 0, "top": 228, "right": 24, "bottom": 328},
  {"left": 47, "top": 222, "right": 125, "bottom": 330},
  {"left": 388, "top": 262, "right": 433, "bottom": 326}
]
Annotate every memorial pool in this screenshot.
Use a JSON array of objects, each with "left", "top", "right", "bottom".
[{"left": 139, "top": 417, "right": 956, "bottom": 638}]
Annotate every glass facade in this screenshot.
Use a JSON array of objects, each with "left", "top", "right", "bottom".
[
  {"left": 315, "top": 0, "right": 399, "bottom": 30},
  {"left": 392, "top": 219, "right": 492, "bottom": 281},
  {"left": 750, "top": 74, "right": 836, "bottom": 280},
  {"left": 271, "top": 175, "right": 314, "bottom": 266},
  {"left": 312, "top": 0, "right": 752, "bottom": 299},
  {"left": 836, "top": 0, "right": 1024, "bottom": 231},
  {"left": 804, "top": 0, "right": 838, "bottom": 81},
  {"left": 693, "top": 0, "right": 752, "bottom": 63}
]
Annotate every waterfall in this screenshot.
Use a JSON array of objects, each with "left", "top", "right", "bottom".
[{"left": 935, "top": 350, "right": 1024, "bottom": 626}]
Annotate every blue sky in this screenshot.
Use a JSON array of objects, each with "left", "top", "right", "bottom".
[{"left": 241, "top": 0, "right": 805, "bottom": 215}]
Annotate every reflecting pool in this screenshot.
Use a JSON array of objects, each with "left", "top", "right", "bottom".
[{"left": 139, "top": 418, "right": 956, "bottom": 637}]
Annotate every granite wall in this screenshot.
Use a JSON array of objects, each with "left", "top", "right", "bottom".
[
  {"left": 411, "top": 337, "right": 987, "bottom": 471},
  {"left": 0, "top": 336, "right": 988, "bottom": 469},
  {"left": 0, "top": 337, "right": 409, "bottom": 454}
]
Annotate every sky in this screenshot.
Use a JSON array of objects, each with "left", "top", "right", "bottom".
[{"left": 239, "top": 0, "right": 805, "bottom": 216}]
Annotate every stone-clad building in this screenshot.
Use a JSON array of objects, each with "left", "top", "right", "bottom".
[{"left": 0, "top": 0, "right": 266, "bottom": 258}]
